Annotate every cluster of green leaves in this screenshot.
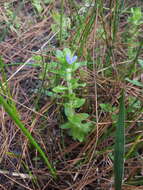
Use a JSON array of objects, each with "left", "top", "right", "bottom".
[
  {"left": 32, "top": 0, "right": 52, "bottom": 13},
  {"left": 2, "top": 2, "right": 21, "bottom": 35},
  {"left": 46, "top": 48, "right": 92, "bottom": 142},
  {"left": 100, "top": 103, "right": 118, "bottom": 122},
  {"left": 125, "top": 59, "right": 143, "bottom": 87}
]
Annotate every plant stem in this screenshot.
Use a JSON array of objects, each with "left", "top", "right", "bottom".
[{"left": 66, "top": 68, "right": 74, "bottom": 117}]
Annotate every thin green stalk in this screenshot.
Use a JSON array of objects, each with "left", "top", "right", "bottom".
[
  {"left": 0, "top": 95, "right": 57, "bottom": 178},
  {"left": 100, "top": 0, "right": 114, "bottom": 66},
  {"left": 71, "top": 1, "right": 96, "bottom": 55},
  {"left": 125, "top": 133, "right": 143, "bottom": 160},
  {"left": 112, "top": 0, "right": 121, "bottom": 43},
  {"left": 60, "top": 0, "right": 64, "bottom": 45},
  {"left": 0, "top": 57, "right": 19, "bottom": 117},
  {"left": 68, "top": 0, "right": 82, "bottom": 25},
  {"left": 114, "top": 90, "right": 125, "bottom": 190},
  {"left": 66, "top": 68, "right": 74, "bottom": 117},
  {"left": 34, "top": 56, "right": 48, "bottom": 110},
  {"left": 130, "top": 39, "right": 143, "bottom": 77},
  {"left": 66, "top": 68, "right": 73, "bottom": 94}
]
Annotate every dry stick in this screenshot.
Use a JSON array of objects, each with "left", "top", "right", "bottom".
[
  {"left": 0, "top": 169, "right": 32, "bottom": 179},
  {"left": 0, "top": 172, "right": 33, "bottom": 190}
]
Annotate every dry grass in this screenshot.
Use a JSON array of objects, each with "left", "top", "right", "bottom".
[{"left": 0, "top": 0, "right": 143, "bottom": 189}]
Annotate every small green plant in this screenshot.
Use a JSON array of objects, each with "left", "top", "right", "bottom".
[
  {"left": 100, "top": 103, "right": 118, "bottom": 122},
  {"left": 31, "top": 0, "right": 43, "bottom": 13},
  {"left": 31, "top": 0, "right": 53, "bottom": 14},
  {"left": 125, "top": 59, "right": 143, "bottom": 88},
  {"left": 127, "top": 7, "right": 143, "bottom": 60},
  {"left": 48, "top": 48, "right": 92, "bottom": 142},
  {"left": 4, "top": 2, "right": 21, "bottom": 34},
  {"left": 51, "top": 11, "right": 71, "bottom": 41}
]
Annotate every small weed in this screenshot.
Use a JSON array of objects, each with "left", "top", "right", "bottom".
[
  {"left": 127, "top": 7, "right": 143, "bottom": 60},
  {"left": 51, "top": 48, "right": 92, "bottom": 142},
  {"left": 51, "top": 11, "right": 71, "bottom": 41}
]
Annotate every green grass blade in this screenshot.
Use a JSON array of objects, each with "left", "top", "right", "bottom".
[
  {"left": 114, "top": 90, "right": 125, "bottom": 190},
  {"left": 59, "top": 0, "right": 64, "bottom": 45},
  {"left": 0, "top": 95, "right": 57, "bottom": 178}
]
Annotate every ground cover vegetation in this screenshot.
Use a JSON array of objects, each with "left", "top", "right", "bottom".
[{"left": 0, "top": 0, "right": 143, "bottom": 189}]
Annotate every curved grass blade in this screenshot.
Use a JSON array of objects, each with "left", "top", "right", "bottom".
[
  {"left": 0, "top": 95, "right": 57, "bottom": 179},
  {"left": 114, "top": 90, "right": 125, "bottom": 190}
]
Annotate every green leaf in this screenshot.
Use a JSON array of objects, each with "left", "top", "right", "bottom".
[
  {"left": 47, "top": 62, "right": 58, "bottom": 69},
  {"left": 78, "top": 83, "right": 86, "bottom": 87},
  {"left": 114, "top": 90, "right": 125, "bottom": 190},
  {"left": 45, "top": 91, "right": 60, "bottom": 98},
  {"left": 100, "top": 103, "right": 111, "bottom": 112},
  {"left": 60, "top": 122, "right": 71, "bottom": 129},
  {"left": 32, "top": 0, "right": 43, "bottom": 13},
  {"left": 72, "top": 98, "right": 85, "bottom": 108},
  {"left": 72, "top": 61, "right": 87, "bottom": 71},
  {"left": 100, "top": 103, "right": 116, "bottom": 112},
  {"left": 71, "top": 127, "right": 85, "bottom": 142},
  {"left": 67, "top": 78, "right": 86, "bottom": 89},
  {"left": 44, "top": 0, "right": 52, "bottom": 4},
  {"left": 81, "top": 122, "right": 92, "bottom": 133},
  {"left": 64, "top": 103, "right": 74, "bottom": 117},
  {"left": 69, "top": 122, "right": 91, "bottom": 142},
  {"left": 33, "top": 55, "right": 42, "bottom": 62},
  {"left": 61, "top": 110, "right": 91, "bottom": 142},
  {"left": 129, "top": 8, "right": 142, "bottom": 25},
  {"left": 125, "top": 78, "right": 143, "bottom": 87},
  {"left": 68, "top": 113, "right": 89, "bottom": 124},
  {"left": 72, "top": 82, "right": 86, "bottom": 89},
  {"left": 78, "top": 113, "right": 89, "bottom": 120},
  {"left": 55, "top": 50, "right": 66, "bottom": 63},
  {"left": 56, "top": 50, "right": 64, "bottom": 59},
  {"left": 138, "top": 59, "right": 143, "bottom": 68},
  {"left": 53, "top": 85, "right": 67, "bottom": 93},
  {"left": 63, "top": 48, "right": 72, "bottom": 56}
]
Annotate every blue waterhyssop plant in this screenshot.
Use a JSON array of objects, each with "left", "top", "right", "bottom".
[{"left": 51, "top": 48, "right": 92, "bottom": 142}]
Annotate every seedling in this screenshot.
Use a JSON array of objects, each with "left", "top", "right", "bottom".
[{"left": 49, "top": 48, "right": 92, "bottom": 142}]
